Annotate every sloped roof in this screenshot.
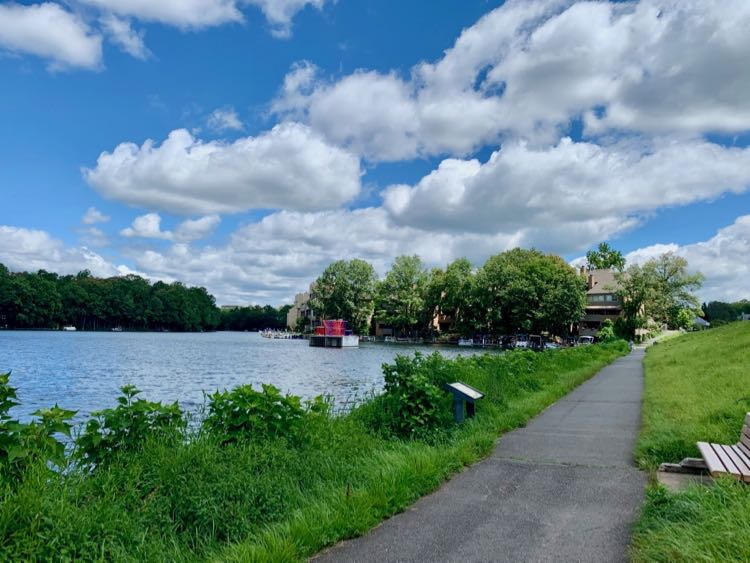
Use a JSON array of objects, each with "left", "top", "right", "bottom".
[{"left": 586, "top": 269, "right": 621, "bottom": 295}]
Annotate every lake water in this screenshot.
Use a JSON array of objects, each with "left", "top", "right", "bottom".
[{"left": 0, "top": 331, "right": 487, "bottom": 422}]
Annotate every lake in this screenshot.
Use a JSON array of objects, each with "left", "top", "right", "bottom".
[{"left": 0, "top": 331, "right": 488, "bottom": 422}]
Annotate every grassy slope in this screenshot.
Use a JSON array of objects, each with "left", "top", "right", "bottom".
[
  {"left": 0, "top": 344, "right": 628, "bottom": 562},
  {"left": 631, "top": 322, "right": 750, "bottom": 562},
  {"left": 636, "top": 322, "right": 750, "bottom": 469}
]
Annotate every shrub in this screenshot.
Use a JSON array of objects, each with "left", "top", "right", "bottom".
[
  {"left": 75, "top": 384, "right": 184, "bottom": 468},
  {"left": 362, "top": 353, "right": 453, "bottom": 439},
  {"left": 204, "top": 384, "right": 327, "bottom": 445},
  {"left": 0, "top": 372, "right": 75, "bottom": 483}
]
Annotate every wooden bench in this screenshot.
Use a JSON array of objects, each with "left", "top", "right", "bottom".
[{"left": 697, "top": 413, "right": 750, "bottom": 483}]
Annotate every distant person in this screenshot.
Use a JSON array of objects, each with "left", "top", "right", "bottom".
[{"left": 628, "top": 340, "right": 634, "bottom": 351}]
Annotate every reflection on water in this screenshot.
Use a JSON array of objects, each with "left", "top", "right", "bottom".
[{"left": 0, "top": 331, "right": 491, "bottom": 421}]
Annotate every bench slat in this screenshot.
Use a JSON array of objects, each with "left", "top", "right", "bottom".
[
  {"left": 744, "top": 413, "right": 750, "bottom": 427},
  {"left": 715, "top": 444, "right": 743, "bottom": 477},
  {"left": 729, "top": 446, "right": 750, "bottom": 483},
  {"left": 698, "top": 442, "right": 731, "bottom": 477},
  {"left": 736, "top": 441, "right": 750, "bottom": 459},
  {"left": 723, "top": 445, "right": 750, "bottom": 478},
  {"left": 740, "top": 431, "right": 750, "bottom": 451}
]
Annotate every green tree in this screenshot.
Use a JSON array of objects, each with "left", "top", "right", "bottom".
[
  {"left": 424, "top": 258, "right": 476, "bottom": 335},
  {"left": 616, "top": 252, "right": 703, "bottom": 335},
  {"left": 586, "top": 242, "right": 626, "bottom": 271},
  {"left": 475, "top": 248, "right": 586, "bottom": 335},
  {"left": 309, "top": 259, "right": 377, "bottom": 335},
  {"left": 375, "top": 255, "right": 429, "bottom": 336}
]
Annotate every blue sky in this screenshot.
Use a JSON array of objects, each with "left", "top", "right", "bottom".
[{"left": 1, "top": 0, "right": 749, "bottom": 304}]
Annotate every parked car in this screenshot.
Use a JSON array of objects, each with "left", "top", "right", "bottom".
[{"left": 579, "top": 335, "right": 595, "bottom": 345}]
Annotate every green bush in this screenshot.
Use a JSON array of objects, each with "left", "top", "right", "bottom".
[
  {"left": 0, "top": 372, "right": 75, "bottom": 483},
  {"left": 75, "top": 384, "right": 184, "bottom": 468},
  {"left": 204, "top": 383, "right": 329, "bottom": 445},
  {"left": 358, "top": 353, "right": 453, "bottom": 439}
]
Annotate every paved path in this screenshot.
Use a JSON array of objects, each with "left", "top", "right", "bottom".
[{"left": 314, "top": 349, "right": 646, "bottom": 562}]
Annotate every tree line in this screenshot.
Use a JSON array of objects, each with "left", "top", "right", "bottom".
[
  {"left": 702, "top": 300, "right": 750, "bottom": 326},
  {"left": 310, "top": 245, "right": 708, "bottom": 339},
  {"left": 0, "top": 264, "right": 222, "bottom": 331},
  {"left": 310, "top": 248, "right": 588, "bottom": 337}
]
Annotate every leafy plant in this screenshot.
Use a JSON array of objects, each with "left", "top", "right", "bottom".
[
  {"left": 0, "top": 372, "right": 75, "bottom": 482},
  {"left": 366, "top": 353, "right": 453, "bottom": 439},
  {"left": 204, "top": 384, "right": 323, "bottom": 445},
  {"left": 76, "top": 384, "right": 184, "bottom": 467}
]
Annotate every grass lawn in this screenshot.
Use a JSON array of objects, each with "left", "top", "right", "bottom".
[
  {"left": 1, "top": 343, "right": 628, "bottom": 561},
  {"left": 631, "top": 322, "right": 750, "bottom": 561}
]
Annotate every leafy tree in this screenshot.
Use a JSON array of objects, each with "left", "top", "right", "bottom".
[
  {"left": 309, "top": 259, "right": 377, "bottom": 335},
  {"left": 375, "top": 255, "right": 430, "bottom": 336},
  {"left": 586, "top": 242, "right": 626, "bottom": 271},
  {"left": 424, "top": 258, "right": 476, "bottom": 335},
  {"left": 475, "top": 248, "right": 586, "bottom": 335},
  {"left": 616, "top": 252, "right": 703, "bottom": 335},
  {"left": 0, "top": 263, "right": 222, "bottom": 332}
]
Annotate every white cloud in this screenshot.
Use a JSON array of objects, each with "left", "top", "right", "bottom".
[
  {"left": 244, "top": 0, "right": 327, "bottom": 38},
  {"left": 625, "top": 216, "right": 750, "bottom": 302},
  {"left": 100, "top": 13, "right": 149, "bottom": 59},
  {"left": 79, "top": 0, "right": 326, "bottom": 34},
  {"left": 207, "top": 106, "right": 244, "bottom": 132},
  {"left": 83, "top": 122, "right": 361, "bottom": 215},
  {"left": 0, "top": 2, "right": 102, "bottom": 70},
  {"left": 120, "top": 213, "right": 220, "bottom": 241},
  {"left": 120, "top": 213, "right": 173, "bottom": 240},
  {"left": 174, "top": 214, "right": 221, "bottom": 241},
  {"left": 274, "top": 0, "right": 750, "bottom": 161},
  {"left": 383, "top": 138, "right": 750, "bottom": 246},
  {"left": 82, "top": 206, "right": 111, "bottom": 224},
  {"left": 77, "top": 226, "right": 110, "bottom": 247},
  {"left": 78, "top": 0, "right": 244, "bottom": 30},
  {"left": 0, "top": 225, "right": 133, "bottom": 277}
]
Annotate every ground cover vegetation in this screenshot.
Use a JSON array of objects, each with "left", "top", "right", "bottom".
[
  {"left": 0, "top": 342, "right": 627, "bottom": 561},
  {"left": 631, "top": 322, "right": 750, "bottom": 561}
]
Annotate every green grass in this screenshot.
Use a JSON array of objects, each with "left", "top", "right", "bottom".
[
  {"left": 631, "top": 322, "right": 750, "bottom": 562},
  {"left": 636, "top": 322, "right": 750, "bottom": 469},
  {"left": 0, "top": 343, "right": 628, "bottom": 561}
]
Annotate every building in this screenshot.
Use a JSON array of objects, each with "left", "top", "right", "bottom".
[
  {"left": 286, "top": 290, "right": 315, "bottom": 331},
  {"left": 578, "top": 268, "right": 622, "bottom": 337}
]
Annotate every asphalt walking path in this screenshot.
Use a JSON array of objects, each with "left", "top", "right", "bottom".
[{"left": 314, "top": 349, "right": 647, "bottom": 562}]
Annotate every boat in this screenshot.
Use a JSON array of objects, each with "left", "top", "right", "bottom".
[
  {"left": 309, "top": 320, "right": 359, "bottom": 348},
  {"left": 62, "top": 326, "right": 77, "bottom": 331},
  {"left": 111, "top": 327, "right": 123, "bottom": 332},
  {"left": 458, "top": 338, "right": 474, "bottom": 347}
]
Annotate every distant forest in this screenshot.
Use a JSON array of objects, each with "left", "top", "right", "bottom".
[
  {"left": 0, "top": 264, "right": 289, "bottom": 332},
  {"left": 702, "top": 300, "right": 750, "bottom": 325}
]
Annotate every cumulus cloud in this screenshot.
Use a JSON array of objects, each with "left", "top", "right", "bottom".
[
  {"left": 83, "top": 122, "right": 361, "bottom": 215},
  {"left": 0, "top": 225, "right": 133, "bottom": 277},
  {"left": 100, "top": 13, "right": 149, "bottom": 59},
  {"left": 78, "top": 0, "right": 243, "bottom": 29},
  {"left": 0, "top": 2, "right": 103, "bottom": 70},
  {"left": 245, "top": 0, "right": 327, "bottom": 38},
  {"left": 206, "top": 106, "right": 244, "bottom": 132},
  {"left": 625, "top": 216, "right": 750, "bottom": 302},
  {"left": 82, "top": 206, "right": 111, "bottom": 224},
  {"left": 274, "top": 0, "right": 750, "bottom": 161},
  {"left": 383, "top": 138, "right": 750, "bottom": 241},
  {"left": 120, "top": 213, "right": 173, "bottom": 240},
  {"left": 80, "top": 0, "right": 326, "bottom": 34},
  {"left": 120, "top": 213, "right": 220, "bottom": 241}
]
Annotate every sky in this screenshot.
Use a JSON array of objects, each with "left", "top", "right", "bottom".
[{"left": 1, "top": 0, "right": 749, "bottom": 306}]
